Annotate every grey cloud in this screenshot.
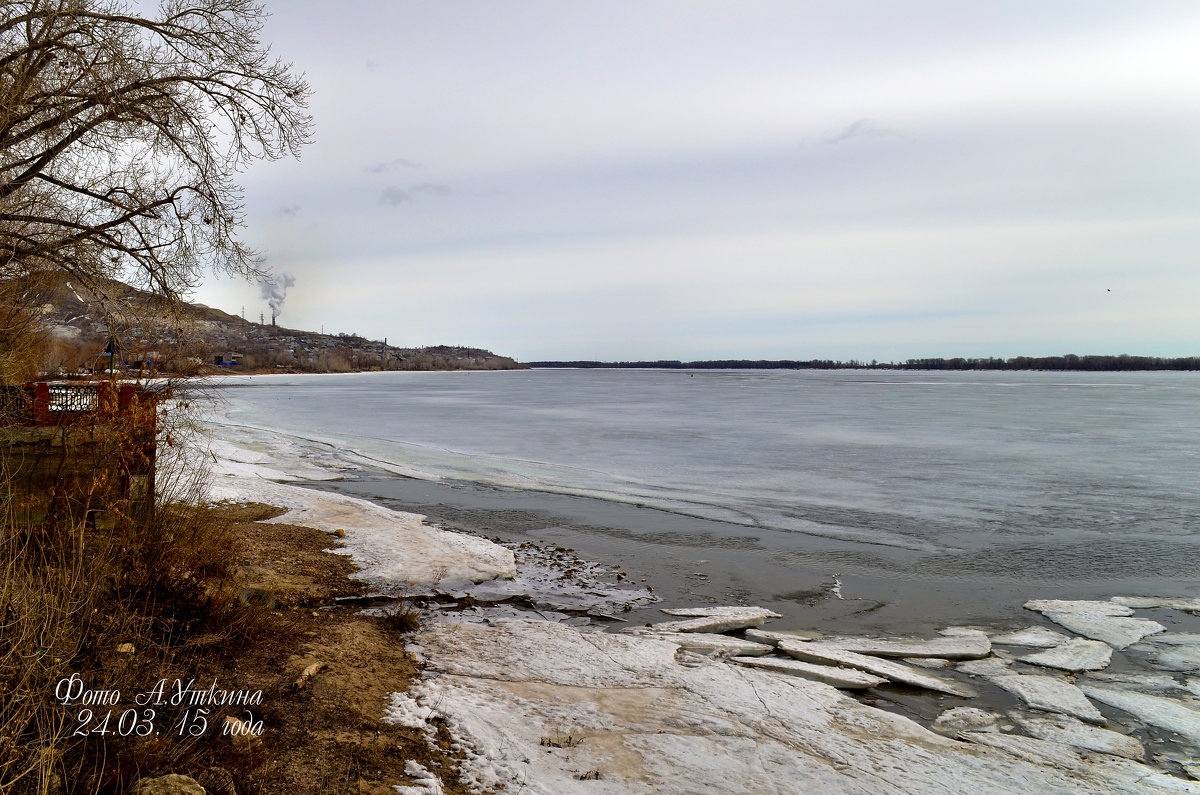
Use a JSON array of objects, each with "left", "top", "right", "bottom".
[
  {"left": 366, "top": 158, "right": 420, "bottom": 173},
  {"left": 277, "top": 204, "right": 301, "bottom": 217},
  {"left": 411, "top": 183, "right": 453, "bottom": 197},
  {"left": 380, "top": 186, "right": 412, "bottom": 205},
  {"left": 822, "top": 118, "right": 906, "bottom": 145},
  {"left": 366, "top": 58, "right": 379, "bottom": 71},
  {"left": 379, "top": 183, "right": 454, "bottom": 207}
]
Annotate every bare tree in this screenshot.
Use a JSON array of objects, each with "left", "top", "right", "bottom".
[{"left": 0, "top": 0, "right": 311, "bottom": 306}]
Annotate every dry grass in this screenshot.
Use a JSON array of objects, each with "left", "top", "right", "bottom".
[
  {"left": 0, "top": 387, "right": 278, "bottom": 793},
  {"left": 2, "top": 381, "right": 468, "bottom": 793}
]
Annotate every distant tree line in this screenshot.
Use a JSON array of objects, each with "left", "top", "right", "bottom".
[{"left": 528, "top": 355, "right": 1200, "bottom": 371}]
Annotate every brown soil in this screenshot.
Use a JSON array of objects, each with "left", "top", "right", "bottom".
[{"left": 187, "top": 503, "right": 473, "bottom": 795}]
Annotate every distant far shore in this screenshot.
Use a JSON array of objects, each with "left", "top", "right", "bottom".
[{"left": 528, "top": 354, "right": 1200, "bottom": 372}]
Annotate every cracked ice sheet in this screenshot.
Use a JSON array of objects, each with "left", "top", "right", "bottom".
[
  {"left": 398, "top": 619, "right": 1192, "bottom": 794},
  {"left": 197, "top": 420, "right": 516, "bottom": 591}
]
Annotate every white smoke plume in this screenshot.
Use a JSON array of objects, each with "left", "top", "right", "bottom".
[{"left": 258, "top": 272, "right": 295, "bottom": 321}]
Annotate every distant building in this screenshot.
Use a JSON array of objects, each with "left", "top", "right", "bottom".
[{"left": 215, "top": 352, "right": 243, "bottom": 366}]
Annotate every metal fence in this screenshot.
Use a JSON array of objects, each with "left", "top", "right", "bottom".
[{"left": 47, "top": 383, "right": 99, "bottom": 413}]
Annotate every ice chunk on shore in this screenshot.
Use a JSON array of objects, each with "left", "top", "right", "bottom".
[
  {"left": 404, "top": 619, "right": 1188, "bottom": 793},
  {"left": 1083, "top": 672, "right": 1200, "bottom": 701},
  {"left": 1079, "top": 685, "right": 1200, "bottom": 746},
  {"left": 649, "top": 610, "right": 775, "bottom": 634},
  {"left": 778, "top": 641, "right": 977, "bottom": 697},
  {"left": 960, "top": 732, "right": 1090, "bottom": 773},
  {"left": 1132, "top": 635, "right": 1200, "bottom": 673},
  {"left": 991, "top": 626, "right": 1072, "bottom": 648},
  {"left": 1025, "top": 600, "right": 1134, "bottom": 616},
  {"left": 1042, "top": 612, "right": 1165, "bottom": 650},
  {"left": 1020, "top": 638, "right": 1113, "bottom": 672},
  {"left": 1146, "top": 634, "right": 1200, "bottom": 647},
  {"left": 1111, "top": 596, "right": 1200, "bottom": 614},
  {"left": 821, "top": 634, "right": 991, "bottom": 660},
  {"left": 743, "top": 628, "right": 821, "bottom": 646},
  {"left": 730, "top": 656, "right": 886, "bottom": 689},
  {"left": 630, "top": 631, "right": 774, "bottom": 657},
  {"left": 1009, "top": 712, "right": 1144, "bottom": 760},
  {"left": 988, "top": 675, "right": 1105, "bottom": 724},
  {"left": 957, "top": 657, "right": 1015, "bottom": 677},
  {"left": 932, "top": 707, "right": 1001, "bottom": 736},
  {"left": 1135, "top": 647, "right": 1200, "bottom": 673},
  {"left": 660, "top": 606, "right": 782, "bottom": 618}
]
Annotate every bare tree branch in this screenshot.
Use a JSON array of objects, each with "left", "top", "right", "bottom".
[{"left": 0, "top": 0, "right": 311, "bottom": 305}]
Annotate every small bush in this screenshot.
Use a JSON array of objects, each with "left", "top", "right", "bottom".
[{"left": 382, "top": 603, "right": 422, "bottom": 635}]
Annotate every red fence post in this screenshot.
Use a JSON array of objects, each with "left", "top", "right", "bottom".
[{"left": 32, "top": 382, "right": 50, "bottom": 425}]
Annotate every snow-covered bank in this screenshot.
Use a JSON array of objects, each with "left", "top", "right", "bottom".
[
  {"left": 197, "top": 418, "right": 1199, "bottom": 794},
  {"left": 201, "top": 429, "right": 515, "bottom": 590}
]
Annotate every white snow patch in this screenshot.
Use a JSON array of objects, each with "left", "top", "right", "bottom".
[
  {"left": 383, "top": 691, "right": 436, "bottom": 729},
  {"left": 394, "top": 761, "right": 445, "bottom": 795},
  {"left": 198, "top": 421, "right": 515, "bottom": 591}
]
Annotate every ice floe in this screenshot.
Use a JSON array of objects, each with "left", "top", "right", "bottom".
[
  {"left": 1008, "top": 712, "right": 1144, "bottom": 760},
  {"left": 647, "top": 610, "right": 776, "bottom": 634},
  {"left": 958, "top": 735, "right": 1193, "bottom": 792},
  {"left": 820, "top": 634, "right": 991, "bottom": 660},
  {"left": 988, "top": 675, "right": 1105, "bottom": 724},
  {"left": 778, "top": 641, "right": 977, "bottom": 697},
  {"left": 729, "top": 656, "right": 886, "bottom": 689},
  {"left": 1020, "top": 638, "right": 1113, "bottom": 672},
  {"left": 628, "top": 631, "right": 774, "bottom": 657},
  {"left": 1079, "top": 685, "right": 1200, "bottom": 746},
  {"left": 1025, "top": 599, "right": 1134, "bottom": 616},
  {"left": 957, "top": 657, "right": 1015, "bottom": 677},
  {"left": 1111, "top": 597, "right": 1200, "bottom": 614},
  {"left": 1042, "top": 612, "right": 1166, "bottom": 650},
  {"left": 659, "top": 606, "right": 782, "bottom": 618},
  {"left": 990, "top": 626, "right": 1072, "bottom": 648},
  {"left": 960, "top": 732, "right": 1089, "bottom": 772},
  {"left": 1134, "top": 647, "right": 1200, "bottom": 673},
  {"left": 742, "top": 628, "right": 822, "bottom": 646},
  {"left": 1084, "top": 671, "right": 1198, "bottom": 695},
  {"left": 1130, "top": 636, "right": 1200, "bottom": 673}
]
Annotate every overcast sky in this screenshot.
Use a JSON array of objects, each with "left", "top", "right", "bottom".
[{"left": 191, "top": 1, "right": 1200, "bottom": 362}]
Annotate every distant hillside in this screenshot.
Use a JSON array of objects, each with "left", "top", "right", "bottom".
[{"left": 21, "top": 275, "right": 526, "bottom": 376}]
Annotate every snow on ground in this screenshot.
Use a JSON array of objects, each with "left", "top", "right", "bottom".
[{"left": 196, "top": 416, "right": 515, "bottom": 591}]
